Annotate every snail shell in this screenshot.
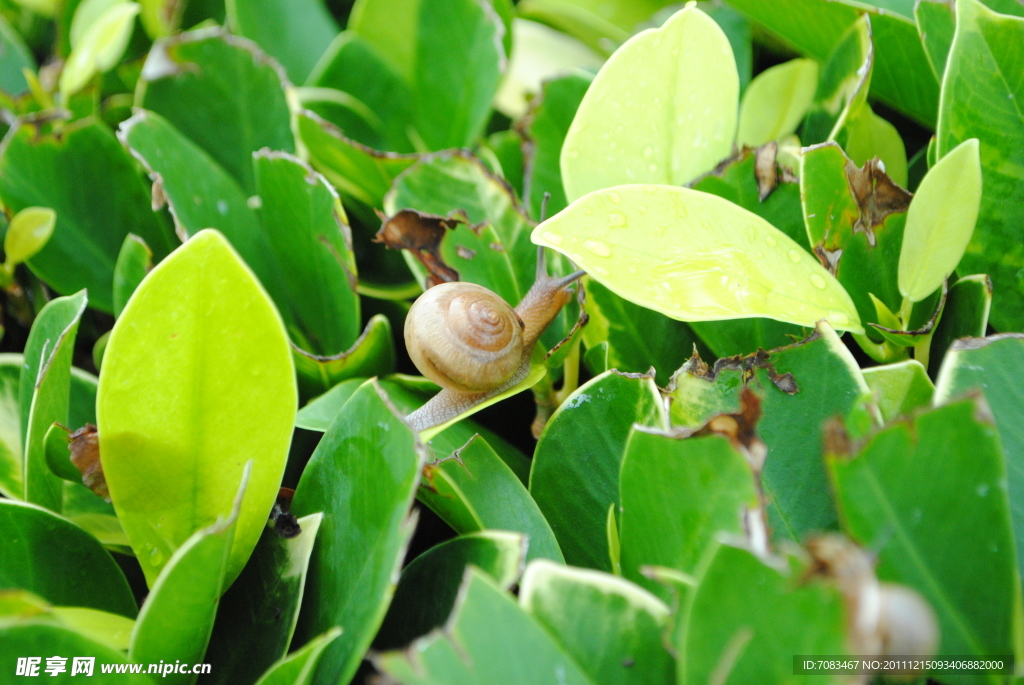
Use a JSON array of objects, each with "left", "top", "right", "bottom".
[{"left": 405, "top": 282, "right": 526, "bottom": 394}]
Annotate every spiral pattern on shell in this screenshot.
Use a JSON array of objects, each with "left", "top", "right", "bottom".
[{"left": 405, "top": 282, "right": 526, "bottom": 393}]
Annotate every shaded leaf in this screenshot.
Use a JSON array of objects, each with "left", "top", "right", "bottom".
[
  {"left": 374, "top": 568, "right": 596, "bottom": 685},
  {"left": 830, "top": 398, "right": 1017, "bottom": 683},
  {"left": 137, "top": 28, "right": 294, "bottom": 195},
  {"left": 253, "top": 628, "right": 343, "bottom": 685},
  {"left": 0, "top": 499, "right": 136, "bottom": 617},
  {"left": 112, "top": 234, "right": 151, "bottom": 319},
  {"left": 862, "top": 359, "right": 934, "bottom": 423},
  {"left": 935, "top": 0, "right": 1024, "bottom": 331},
  {"left": 531, "top": 370, "right": 666, "bottom": 571},
  {"left": 928, "top": 274, "right": 993, "bottom": 376},
  {"left": 290, "top": 380, "right": 424, "bottom": 685},
  {"left": 0, "top": 117, "right": 173, "bottom": 313},
  {"left": 619, "top": 428, "right": 758, "bottom": 599},
  {"left": 375, "top": 530, "right": 526, "bottom": 650},
  {"left": 737, "top": 58, "right": 818, "bottom": 148},
  {"left": 418, "top": 434, "right": 562, "bottom": 563},
  {"left": 520, "top": 560, "right": 673, "bottom": 685},
  {"left": 227, "top": 0, "right": 338, "bottom": 83}
]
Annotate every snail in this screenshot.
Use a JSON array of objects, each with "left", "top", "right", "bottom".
[
  {"left": 806, "top": 534, "right": 939, "bottom": 681},
  {"left": 404, "top": 251, "right": 584, "bottom": 433}
]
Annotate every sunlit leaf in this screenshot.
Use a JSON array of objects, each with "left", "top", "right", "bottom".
[
  {"left": 737, "top": 58, "right": 818, "bottom": 147},
  {"left": 533, "top": 185, "right": 862, "bottom": 332},
  {"left": 560, "top": 4, "right": 738, "bottom": 201},
  {"left": 899, "top": 138, "right": 982, "bottom": 302},
  {"left": 98, "top": 230, "right": 296, "bottom": 587}
]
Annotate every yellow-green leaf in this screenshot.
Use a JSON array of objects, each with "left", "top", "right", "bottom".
[
  {"left": 898, "top": 138, "right": 982, "bottom": 302},
  {"left": 59, "top": 2, "right": 140, "bottom": 98},
  {"left": 97, "top": 229, "right": 296, "bottom": 588},
  {"left": 560, "top": 3, "right": 738, "bottom": 202},
  {"left": 737, "top": 58, "right": 818, "bottom": 148},
  {"left": 533, "top": 185, "right": 862, "bottom": 332},
  {"left": 4, "top": 207, "right": 55, "bottom": 266}
]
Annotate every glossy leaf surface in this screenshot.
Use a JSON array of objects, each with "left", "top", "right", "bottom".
[
  {"left": 531, "top": 370, "right": 665, "bottom": 571},
  {"left": 533, "top": 185, "right": 862, "bottom": 333},
  {"left": 98, "top": 230, "right": 296, "bottom": 587}
]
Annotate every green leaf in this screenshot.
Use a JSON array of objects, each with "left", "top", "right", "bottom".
[
  {"left": 485, "top": 129, "right": 524, "bottom": 194},
  {"left": 4, "top": 207, "right": 56, "bottom": 267},
  {"left": 726, "top": 0, "right": 939, "bottom": 127},
  {"left": 737, "top": 58, "right": 818, "bottom": 147},
  {"left": 384, "top": 153, "right": 537, "bottom": 306},
  {"left": 226, "top": 0, "right": 338, "bottom": 83},
  {"left": 128, "top": 470, "right": 247, "bottom": 682},
  {"left": 676, "top": 542, "right": 849, "bottom": 685},
  {"left": 305, "top": 31, "right": 415, "bottom": 152},
  {"left": 112, "top": 234, "right": 151, "bottom": 318},
  {"left": 137, "top": 28, "right": 294, "bottom": 195},
  {"left": 520, "top": 560, "right": 672, "bottom": 685},
  {"left": 375, "top": 568, "right": 596, "bottom": 685},
  {"left": 936, "top": 0, "right": 1024, "bottom": 331},
  {"left": 520, "top": 72, "right": 591, "bottom": 221},
  {"left": 48, "top": 606, "right": 135, "bottom": 651},
  {"left": 376, "top": 531, "right": 526, "bottom": 650},
  {"left": 531, "top": 370, "right": 666, "bottom": 571},
  {"left": 417, "top": 434, "right": 562, "bottom": 563},
  {"left": 377, "top": 376, "right": 532, "bottom": 482},
  {"left": 583, "top": 278, "right": 704, "bottom": 386},
  {"left": 0, "top": 356, "right": 22, "bottom": 498},
  {"left": 0, "top": 117, "right": 173, "bottom": 313},
  {"left": 349, "top": 0, "right": 506, "bottom": 150},
  {"left": 0, "top": 622, "right": 153, "bottom": 683},
  {"left": 533, "top": 184, "right": 863, "bottom": 333},
  {"left": 20, "top": 290, "right": 87, "bottom": 511},
  {"left": 618, "top": 428, "right": 758, "bottom": 599},
  {"left": 0, "top": 13, "right": 35, "bottom": 94},
  {"left": 916, "top": 0, "right": 956, "bottom": 80},
  {"left": 97, "top": 230, "right": 296, "bottom": 587},
  {"left": 293, "top": 109, "right": 418, "bottom": 208},
  {"left": 252, "top": 150, "right": 361, "bottom": 356},
  {"left": 560, "top": 5, "right": 738, "bottom": 201},
  {"left": 291, "top": 315, "right": 396, "bottom": 400},
  {"left": 669, "top": 323, "right": 874, "bottom": 538},
  {"left": 829, "top": 398, "right": 1018, "bottom": 678},
  {"left": 291, "top": 380, "right": 424, "bottom": 685},
  {"left": 121, "top": 111, "right": 363, "bottom": 360},
  {"left": 203, "top": 513, "right": 323, "bottom": 685},
  {"left": 800, "top": 142, "right": 909, "bottom": 332},
  {"left": 928, "top": 274, "right": 993, "bottom": 376},
  {"left": 862, "top": 359, "right": 934, "bottom": 423},
  {"left": 801, "top": 14, "right": 873, "bottom": 145},
  {"left": 934, "top": 334, "right": 1024, "bottom": 583},
  {"left": 0, "top": 499, "right": 136, "bottom": 617},
  {"left": 253, "top": 628, "right": 343, "bottom": 685},
  {"left": 899, "top": 138, "right": 982, "bottom": 302}
]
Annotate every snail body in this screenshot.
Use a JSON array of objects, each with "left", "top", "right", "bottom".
[{"left": 404, "top": 259, "right": 582, "bottom": 432}]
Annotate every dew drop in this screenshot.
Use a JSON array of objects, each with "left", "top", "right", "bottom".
[
  {"left": 584, "top": 238, "right": 613, "bottom": 257},
  {"left": 608, "top": 191, "right": 621, "bottom": 204},
  {"left": 542, "top": 231, "right": 563, "bottom": 246},
  {"left": 765, "top": 235, "right": 777, "bottom": 247},
  {"left": 628, "top": 266, "right": 637, "bottom": 274},
  {"left": 607, "top": 212, "right": 627, "bottom": 228},
  {"left": 788, "top": 249, "right": 801, "bottom": 263},
  {"left": 753, "top": 251, "right": 764, "bottom": 259},
  {"left": 648, "top": 164, "right": 658, "bottom": 173},
  {"left": 148, "top": 547, "right": 164, "bottom": 566},
  {"left": 810, "top": 274, "right": 827, "bottom": 289},
  {"left": 582, "top": 206, "right": 594, "bottom": 216},
  {"left": 643, "top": 146, "right": 654, "bottom": 159},
  {"left": 591, "top": 265, "right": 609, "bottom": 277},
  {"left": 639, "top": 205, "right": 647, "bottom": 214}
]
